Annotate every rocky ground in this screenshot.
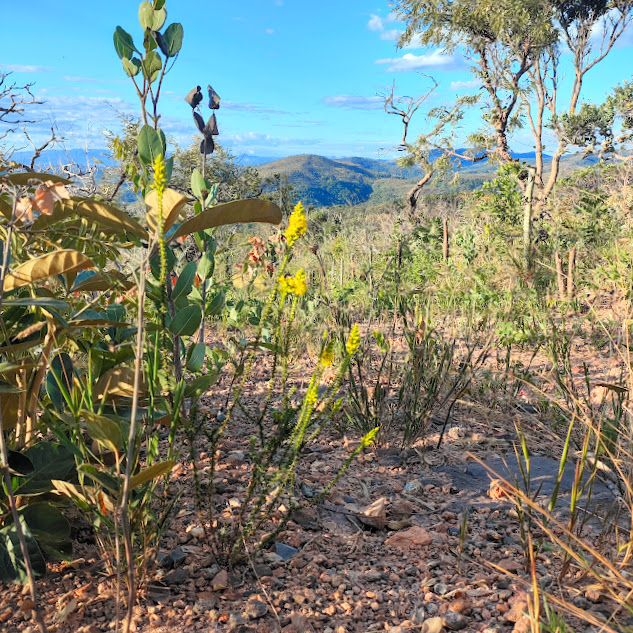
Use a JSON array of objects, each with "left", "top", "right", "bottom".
[{"left": 2, "top": 359, "right": 630, "bottom": 633}]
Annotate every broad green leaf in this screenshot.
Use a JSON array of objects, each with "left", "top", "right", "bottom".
[
  {"left": 149, "top": 245, "right": 176, "bottom": 280},
  {"left": 206, "top": 291, "right": 225, "bottom": 316},
  {"left": 141, "top": 51, "right": 162, "bottom": 83},
  {"left": 7, "top": 450, "right": 33, "bottom": 476},
  {"left": 122, "top": 56, "right": 142, "bottom": 77},
  {"left": 46, "top": 353, "right": 74, "bottom": 413},
  {"left": 169, "top": 305, "right": 202, "bottom": 337},
  {"left": 171, "top": 261, "right": 197, "bottom": 301},
  {"left": 184, "top": 372, "right": 220, "bottom": 398},
  {"left": 139, "top": 0, "right": 167, "bottom": 30},
  {"left": 14, "top": 442, "right": 75, "bottom": 496},
  {"left": 190, "top": 168, "right": 208, "bottom": 200},
  {"left": 197, "top": 251, "right": 215, "bottom": 280},
  {"left": 5, "top": 250, "right": 94, "bottom": 291},
  {"left": 0, "top": 521, "right": 46, "bottom": 582},
  {"left": 82, "top": 410, "right": 123, "bottom": 452},
  {"left": 93, "top": 367, "right": 148, "bottom": 402},
  {"left": 79, "top": 465, "right": 121, "bottom": 495},
  {"left": 113, "top": 26, "right": 138, "bottom": 60},
  {"left": 129, "top": 460, "right": 174, "bottom": 489},
  {"left": 138, "top": 124, "right": 164, "bottom": 166},
  {"left": 146, "top": 188, "right": 190, "bottom": 234},
  {"left": 71, "top": 270, "right": 134, "bottom": 293},
  {"left": 186, "top": 342, "right": 207, "bottom": 373},
  {"left": 162, "top": 22, "right": 184, "bottom": 57},
  {"left": 170, "top": 199, "right": 282, "bottom": 240},
  {"left": 3, "top": 297, "right": 69, "bottom": 310},
  {"left": 19, "top": 503, "right": 71, "bottom": 549}
]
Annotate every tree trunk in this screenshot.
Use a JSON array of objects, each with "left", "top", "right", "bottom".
[
  {"left": 523, "top": 167, "right": 536, "bottom": 275},
  {"left": 442, "top": 217, "right": 449, "bottom": 262},
  {"left": 555, "top": 251, "right": 566, "bottom": 300},
  {"left": 567, "top": 247, "right": 576, "bottom": 300}
]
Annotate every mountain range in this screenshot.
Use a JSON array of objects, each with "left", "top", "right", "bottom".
[{"left": 8, "top": 148, "right": 600, "bottom": 208}]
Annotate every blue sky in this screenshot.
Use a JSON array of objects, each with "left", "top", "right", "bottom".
[{"left": 1, "top": 1, "right": 632, "bottom": 159}]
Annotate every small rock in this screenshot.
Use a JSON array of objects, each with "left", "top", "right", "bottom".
[
  {"left": 201, "top": 565, "right": 222, "bottom": 579},
  {"left": 169, "top": 548, "right": 187, "bottom": 566},
  {"left": 275, "top": 542, "right": 298, "bottom": 561},
  {"left": 163, "top": 569, "right": 189, "bottom": 585},
  {"left": 404, "top": 480, "right": 421, "bottom": 493},
  {"left": 243, "top": 599, "right": 268, "bottom": 620},
  {"left": 443, "top": 610, "right": 468, "bottom": 630},
  {"left": 212, "top": 569, "right": 229, "bottom": 591},
  {"left": 189, "top": 526, "right": 205, "bottom": 538},
  {"left": 434, "top": 583, "right": 449, "bottom": 596}
]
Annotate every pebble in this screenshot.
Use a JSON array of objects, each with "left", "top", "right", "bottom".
[
  {"left": 163, "top": 569, "right": 189, "bottom": 585},
  {"left": 275, "top": 542, "right": 299, "bottom": 560},
  {"left": 243, "top": 599, "right": 268, "bottom": 620},
  {"left": 443, "top": 610, "right": 469, "bottom": 630}
]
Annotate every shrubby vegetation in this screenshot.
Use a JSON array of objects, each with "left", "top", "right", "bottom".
[{"left": 2, "top": 1, "right": 633, "bottom": 632}]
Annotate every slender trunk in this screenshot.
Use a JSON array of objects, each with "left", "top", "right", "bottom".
[
  {"left": 407, "top": 171, "right": 433, "bottom": 214},
  {"left": 555, "top": 251, "right": 566, "bottom": 300},
  {"left": 523, "top": 167, "right": 536, "bottom": 275},
  {"left": 567, "top": 247, "right": 576, "bottom": 300},
  {"left": 442, "top": 217, "right": 449, "bottom": 263}
]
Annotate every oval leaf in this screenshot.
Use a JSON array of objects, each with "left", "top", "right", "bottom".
[
  {"left": 113, "top": 26, "right": 138, "bottom": 60},
  {"left": 74, "top": 198, "right": 147, "bottom": 238},
  {"left": 162, "top": 22, "right": 184, "bottom": 57},
  {"left": 138, "top": 124, "right": 165, "bottom": 166},
  {"left": 169, "top": 305, "right": 202, "bottom": 337},
  {"left": 129, "top": 460, "right": 174, "bottom": 489},
  {"left": 5, "top": 250, "right": 94, "bottom": 292},
  {"left": 122, "top": 56, "right": 142, "bottom": 77},
  {"left": 171, "top": 261, "right": 197, "bottom": 301},
  {"left": 170, "top": 199, "right": 282, "bottom": 240},
  {"left": 93, "top": 367, "right": 148, "bottom": 402},
  {"left": 82, "top": 410, "right": 123, "bottom": 452}
]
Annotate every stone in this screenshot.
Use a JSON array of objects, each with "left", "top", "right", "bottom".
[
  {"left": 212, "top": 570, "right": 229, "bottom": 591},
  {"left": 275, "top": 542, "right": 298, "bottom": 560},
  {"left": 243, "top": 599, "right": 268, "bottom": 620},
  {"left": 163, "top": 569, "right": 189, "bottom": 585},
  {"left": 443, "top": 610, "right": 468, "bottom": 630}
]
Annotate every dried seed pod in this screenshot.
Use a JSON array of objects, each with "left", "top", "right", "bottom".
[
  {"left": 193, "top": 111, "right": 205, "bottom": 133},
  {"left": 185, "top": 86, "right": 202, "bottom": 108},
  {"left": 200, "top": 137, "right": 215, "bottom": 155},
  {"left": 207, "top": 84, "right": 221, "bottom": 109},
  {"left": 204, "top": 113, "right": 219, "bottom": 136}
]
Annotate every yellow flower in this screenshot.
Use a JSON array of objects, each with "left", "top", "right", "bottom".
[
  {"left": 278, "top": 269, "right": 307, "bottom": 297},
  {"left": 285, "top": 201, "right": 307, "bottom": 247},
  {"left": 320, "top": 342, "right": 334, "bottom": 367},
  {"left": 346, "top": 324, "right": 360, "bottom": 356},
  {"left": 152, "top": 154, "right": 167, "bottom": 196}
]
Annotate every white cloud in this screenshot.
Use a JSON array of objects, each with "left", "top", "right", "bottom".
[
  {"left": 2, "top": 64, "right": 54, "bottom": 74},
  {"left": 265, "top": 28, "right": 275, "bottom": 35},
  {"left": 381, "top": 29, "right": 401, "bottom": 41},
  {"left": 323, "top": 95, "right": 383, "bottom": 110},
  {"left": 368, "top": 14, "right": 386, "bottom": 32},
  {"left": 376, "top": 50, "right": 461, "bottom": 72},
  {"left": 450, "top": 79, "right": 480, "bottom": 91},
  {"left": 223, "top": 101, "right": 288, "bottom": 115}
]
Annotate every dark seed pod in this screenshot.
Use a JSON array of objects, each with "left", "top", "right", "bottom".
[
  {"left": 204, "top": 113, "right": 219, "bottom": 136},
  {"left": 200, "top": 137, "right": 215, "bottom": 155},
  {"left": 193, "top": 111, "right": 205, "bottom": 133},
  {"left": 185, "top": 86, "right": 203, "bottom": 108},
  {"left": 207, "top": 85, "right": 221, "bottom": 109}
]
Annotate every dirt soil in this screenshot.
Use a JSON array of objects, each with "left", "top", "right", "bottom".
[{"left": 2, "top": 355, "right": 630, "bottom": 633}]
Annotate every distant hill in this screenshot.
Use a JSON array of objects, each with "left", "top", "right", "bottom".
[{"left": 255, "top": 151, "right": 601, "bottom": 207}]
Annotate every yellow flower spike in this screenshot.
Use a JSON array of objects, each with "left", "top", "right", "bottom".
[
  {"left": 346, "top": 324, "right": 360, "bottom": 356},
  {"left": 320, "top": 342, "right": 334, "bottom": 367},
  {"left": 285, "top": 201, "right": 307, "bottom": 247},
  {"left": 293, "top": 269, "right": 307, "bottom": 296},
  {"left": 278, "top": 269, "right": 307, "bottom": 297},
  {"left": 152, "top": 154, "right": 167, "bottom": 196}
]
